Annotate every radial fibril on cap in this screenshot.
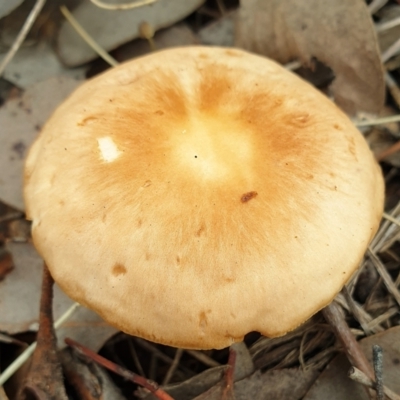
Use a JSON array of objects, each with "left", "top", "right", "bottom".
[{"left": 24, "top": 46, "right": 384, "bottom": 349}]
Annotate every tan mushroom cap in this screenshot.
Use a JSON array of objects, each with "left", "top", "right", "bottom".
[{"left": 24, "top": 46, "right": 384, "bottom": 349}]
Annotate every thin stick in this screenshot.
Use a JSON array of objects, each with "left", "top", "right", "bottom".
[
  {"left": 162, "top": 348, "right": 183, "bottom": 385},
  {"left": 382, "top": 36, "right": 400, "bottom": 63},
  {"left": 354, "top": 114, "right": 400, "bottom": 127},
  {"left": 0, "top": 302, "right": 79, "bottom": 386},
  {"left": 367, "top": 248, "right": 400, "bottom": 307},
  {"left": 382, "top": 212, "right": 400, "bottom": 228},
  {"left": 373, "top": 345, "right": 384, "bottom": 400},
  {"left": 376, "top": 16, "right": 400, "bottom": 32},
  {"left": 0, "top": 0, "right": 46, "bottom": 76},
  {"left": 65, "top": 338, "right": 174, "bottom": 400},
  {"left": 185, "top": 350, "right": 221, "bottom": 368},
  {"left": 368, "top": 0, "right": 388, "bottom": 14},
  {"left": 90, "top": 0, "right": 157, "bottom": 10},
  {"left": 59, "top": 5, "right": 118, "bottom": 67},
  {"left": 322, "top": 301, "right": 375, "bottom": 381},
  {"left": 348, "top": 367, "right": 400, "bottom": 400}
]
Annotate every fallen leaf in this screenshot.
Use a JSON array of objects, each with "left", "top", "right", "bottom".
[
  {"left": 198, "top": 12, "right": 235, "bottom": 47},
  {"left": 0, "top": 242, "right": 117, "bottom": 351},
  {"left": 235, "top": 0, "right": 385, "bottom": 116},
  {"left": 0, "top": 0, "right": 24, "bottom": 19},
  {"left": 0, "top": 41, "right": 87, "bottom": 88},
  {"left": 303, "top": 325, "right": 400, "bottom": 399},
  {"left": 57, "top": 0, "right": 205, "bottom": 67},
  {"left": 0, "top": 76, "right": 82, "bottom": 210},
  {"left": 114, "top": 23, "right": 198, "bottom": 63}
]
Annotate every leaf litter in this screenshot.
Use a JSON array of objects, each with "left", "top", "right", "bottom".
[{"left": 1, "top": 0, "right": 400, "bottom": 399}]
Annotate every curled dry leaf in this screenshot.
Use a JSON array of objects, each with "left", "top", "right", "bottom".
[{"left": 235, "top": 0, "right": 385, "bottom": 116}]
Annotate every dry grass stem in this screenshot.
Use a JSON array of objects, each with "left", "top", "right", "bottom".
[
  {"left": 90, "top": 0, "right": 157, "bottom": 10},
  {"left": 365, "top": 307, "right": 398, "bottom": 331},
  {"left": 60, "top": 5, "right": 119, "bottom": 67},
  {"left": 384, "top": 72, "right": 400, "bottom": 109},
  {"left": 128, "top": 338, "right": 147, "bottom": 378},
  {"left": 0, "top": 0, "right": 46, "bottom": 76},
  {"left": 185, "top": 350, "right": 221, "bottom": 368},
  {"left": 382, "top": 37, "right": 400, "bottom": 63},
  {"left": 368, "top": 0, "right": 388, "bottom": 14},
  {"left": 340, "top": 289, "right": 380, "bottom": 335},
  {"left": 376, "top": 16, "right": 400, "bottom": 32},
  {"left": 163, "top": 348, "right": 184, "bottom": 385},
  {"left": 355, "top": 114, "right": 400, "bottom": 127},
  {"left": 367, "top": 248, "right": 400, "bottom": 306},
  {"left": 349, "top": 367, "right": 400, "bottom": 400}
]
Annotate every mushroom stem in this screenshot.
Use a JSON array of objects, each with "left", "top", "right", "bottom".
[{"left": 322, "top": 300, "right": 374, "bottom": 380}]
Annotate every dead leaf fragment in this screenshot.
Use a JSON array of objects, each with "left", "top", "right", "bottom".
[
  {"left": 304, "top": 326, "right": 400, "bottom": 400},
  {"left": 235, "top": 0, "right": 385, "bottom": 116}
]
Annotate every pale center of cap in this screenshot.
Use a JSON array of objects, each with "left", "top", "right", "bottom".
[
  {"left": 97, "top": 137, "right": 121, "bottom": 162},
  {"left": 172, "top": 114, "right": 254, "bottom": 182}
]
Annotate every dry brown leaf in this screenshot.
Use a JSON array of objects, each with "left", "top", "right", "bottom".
[
  {"left": 304, "top": 325, "right": 400, "bottom": 399},
  {"left": 235, "top": 0, "right": 385, "bottom": 116}
]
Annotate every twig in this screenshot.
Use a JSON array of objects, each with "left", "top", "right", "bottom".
[
  {"left": 382, "top": 212, "right": 400, "bottom": 228},
  {"left": 185, "top": 350, "right": 221, "bottom": 368},
  {"left": 128, "top": 338, "right": 146, "bottom": 378},
  {"left": 348, "top": 367, "right": 400, "bottom": 400},
  {"left": 162, "top": 349, "right": 183, "bottom": 385},
  {"left": 65, "top": 338, "right": 174, "bottom": 400},
  {"left": 367, "top": 248, "right": 400, "bottom": 307},
  {"left": 382, "top": 37, "right": 400, "bottom": 64},
  {"left": 373, "top": 345, "right": 384, "bottom": 400},
  {"left": 222, "top": 347, "right": 236, "bottom": 399},
  {"left": 368, "top": 0, "right": 388, "bottom": 14},
  {"left": 0, "top": 301, "right": 79, "bottom": 386},
  {"left": 59, "top": 5, "right": 118, "bottom": 67},
  {"left": 384, "top": 72, "right": 400, "bottom": 109},
  {"left": 322, "top": 300, "right": 375, "bottom": 381},
  {"left": 376, "top": 141, "right": 400, "bottom": 162},
  {"left": 354, "top": 114, "right": 400, "bottom": 127},
  {"left": 0, "top": 0, "right": 46, "bottom": 76},
  {"left": 376, "top": 16, "right": 400, "bottom": 32},
  {"left": 0, "top": 212, "right": 23, "bottom": 223},
  {"left": 134, "top": 338, "right": 193, "bottom": 376},
  {"left": 90, "top": 0, "right": 157, "bottom": 10}
]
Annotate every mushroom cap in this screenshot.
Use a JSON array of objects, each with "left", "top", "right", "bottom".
[{"left": 24, "top": 46, "right": 384, "bottom": 349}]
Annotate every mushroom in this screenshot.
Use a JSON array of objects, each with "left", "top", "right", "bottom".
[{"left": 24, "top": 46, "right": 384, "bottom": 350}]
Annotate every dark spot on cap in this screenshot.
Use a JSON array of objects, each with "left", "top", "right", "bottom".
[
  {"left": 112, "top": 263, "right": 127, "bottom": 276},
  {"left": 241, "top": 191, "right": 258, "bottom": 203}
]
